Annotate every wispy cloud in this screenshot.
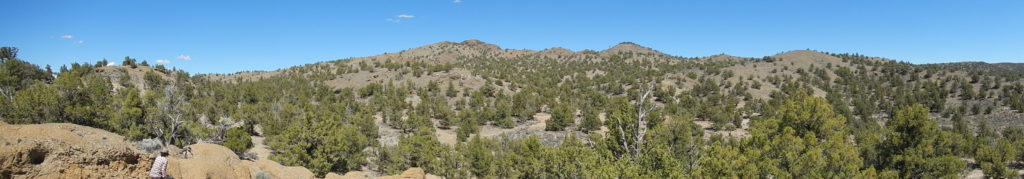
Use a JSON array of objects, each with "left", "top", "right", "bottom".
[
  {"left": 156, "top": 59, "right": 171, "bottom": 64},
  {"left": 61, "top": 35, "right": 83, "bottom": 45},
  {"left": 177, "top": 54, "right": 191, "bottom": 61},
  {"left": 453, "top": 0, "right": 462, "bottom": 3},
  {"left": 387, "top": 14, "right": 415, "bottom": 23}
]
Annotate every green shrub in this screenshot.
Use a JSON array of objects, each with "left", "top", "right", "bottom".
[{"left": 224, "top": 127, "right": 252, "bottom": 155}]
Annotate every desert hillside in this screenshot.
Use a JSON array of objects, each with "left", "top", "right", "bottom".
[{"left": 1, "top": 41, "right": 1023, "bottom": 178}]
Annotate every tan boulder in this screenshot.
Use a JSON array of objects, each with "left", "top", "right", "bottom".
[
  {"left": 325, "top": 170, "right": 368, "bottom": 179},
  {"left": 167, "top": 143, "right": 315, "bottom": 179},
  {"left": 167, "top": 144, "right": 244, "bottom": 179},
  {"left": 379, "top": 168, "right": 426, "bottom": 179},
  {"left": 250, "top": 158, "right": 315, "bottom": 179}
]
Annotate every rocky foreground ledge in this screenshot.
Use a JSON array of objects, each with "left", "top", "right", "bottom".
[{"left": 0, "top": 122, "right": 434, "bottom": 179}]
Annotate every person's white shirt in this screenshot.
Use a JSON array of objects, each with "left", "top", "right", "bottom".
[{"left": 149, "top": 155, "right": 168, "bottom": 177}]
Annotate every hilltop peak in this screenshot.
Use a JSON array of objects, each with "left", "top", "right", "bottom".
[
  {"left": 538, "top": 47, "right": 575, "bottom": 57},
  {"left": 459, "top": 39, "right": 489, "bottom": 45},
  {"left": 540, "top": 47, "right": 573, "bottom": 53},
  {"left": 602, "top": 42, "right": 662, "bottom": 55},
  {"left": 775, "top": 50, "right": 830, "bottom": 57},
  {"left": 459, "top": 39, "right": 502, "bottom": 50},
  {"left": 707, "top": 53, "right": 743, "bottom": 61},
  {"left": 397, "top": 40, "right": 503, "bottom": 60},
  {"left": 771, "top": 50, "right": 841, "bottom": 62},
  {"left": 419, "top": 39, "right": 502, "bottom": 51},
  {"left": 766, "top": 49, "right": 849, "bottom": 68}
]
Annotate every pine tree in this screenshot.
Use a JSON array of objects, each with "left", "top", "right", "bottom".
[
  {"left": 223, "top": 127, "right": 252, "bottom": 155},
  {"left": 546, "top": 102, "right": 574, "bottom": 131},
  {"left": 446, "top": 81, "right": 458, "bottom": 97},
  {"left": 744, "top": 90, "right": 864, "bottom": 178},
  {"left": 465, "top": 135, "right": 494, "bottom": 177},
  {"left": 113, "top": 87, "right": 146, "bottom": 140},
  {"left": 9, "top": 82, "right": 61, "bottom": 123},
  {"left": 456, "top": 112, "right": 478, "bottom": 142},
  {"left": 976, "top": 139, "right": 1018, "bottom": 178},
  {"left": 880, "top": 104, "right": 964, "bottom": 178},
  {"left": 397, "top": 128, "right": 444, "bottom": 170},
  {"left": 123, "top": 56, "right": 137, "bottom": 68},
  {"left": 578, "top": 108, "right": 601, "bottom": 132}
]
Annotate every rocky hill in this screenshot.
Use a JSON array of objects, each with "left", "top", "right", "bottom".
[{"left": 202, "top": 40, "right": 1024, "bottom": 135}]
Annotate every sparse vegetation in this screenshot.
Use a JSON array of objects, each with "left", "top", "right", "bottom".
[{"left": 2, "top": 42, "right": 1023, "bottom": 177}]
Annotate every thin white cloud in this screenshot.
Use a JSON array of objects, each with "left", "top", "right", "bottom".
[
  {"left": 387, "top": 14, "right": 415, "bottom": 23},
  {"left": 453, "top": 0, "right": 462, "bottom": 3},
  {"left": 156, "top": 59, "right": 171, "bottom": 64},
  {"left": 74, "top": 40, "right": 84, "bottom": 44},
  {"left": 177, "top": 54, "right": 191, "bottom": 61},
  {"left": 60, "top": 35, "right": 74, "bottom": 39},
  {"left": 106, "top": 62, "right": 116, "bottom": 66}
]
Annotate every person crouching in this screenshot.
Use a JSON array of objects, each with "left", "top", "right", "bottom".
[{"left": 149, "top": 151, "right": 169, "bottom": 179}]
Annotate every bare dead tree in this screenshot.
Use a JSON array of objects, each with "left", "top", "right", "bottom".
[
  {"left": 151, "top": 85, "right": 188, "bottom": 147},
  {"left": 208, "top": 116, "right": 236, "bottom": 142},
  {"left": 632, "top": 81, "right": 656, "bottom": 158},
  {"left": 612, "top": 80, "right": 657, "bottom": 159}
]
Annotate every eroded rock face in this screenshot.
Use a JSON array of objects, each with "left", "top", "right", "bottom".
[
  {"left": 0, "top": 123, "right": 151, "bottom": 178},
  {"left": 0, "top": 122, "right": 440, "bottom": 179},
  {"left": 0, "top": 123, "right": 315, "bottom": 179}
]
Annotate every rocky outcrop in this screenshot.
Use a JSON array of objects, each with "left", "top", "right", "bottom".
[
  {"left": 0, "top": 123, "right": 316, "bottom": 179},
  {"left": 0, "top": 122, "right": 151, "bottom": 178},
  {"left": 1, "top": 122, "right": 442, "bottom": 179}
]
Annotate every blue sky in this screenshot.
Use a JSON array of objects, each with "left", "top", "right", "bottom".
[{"left": 3, "top": 0, "right": 1022, "bottom": 74}]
